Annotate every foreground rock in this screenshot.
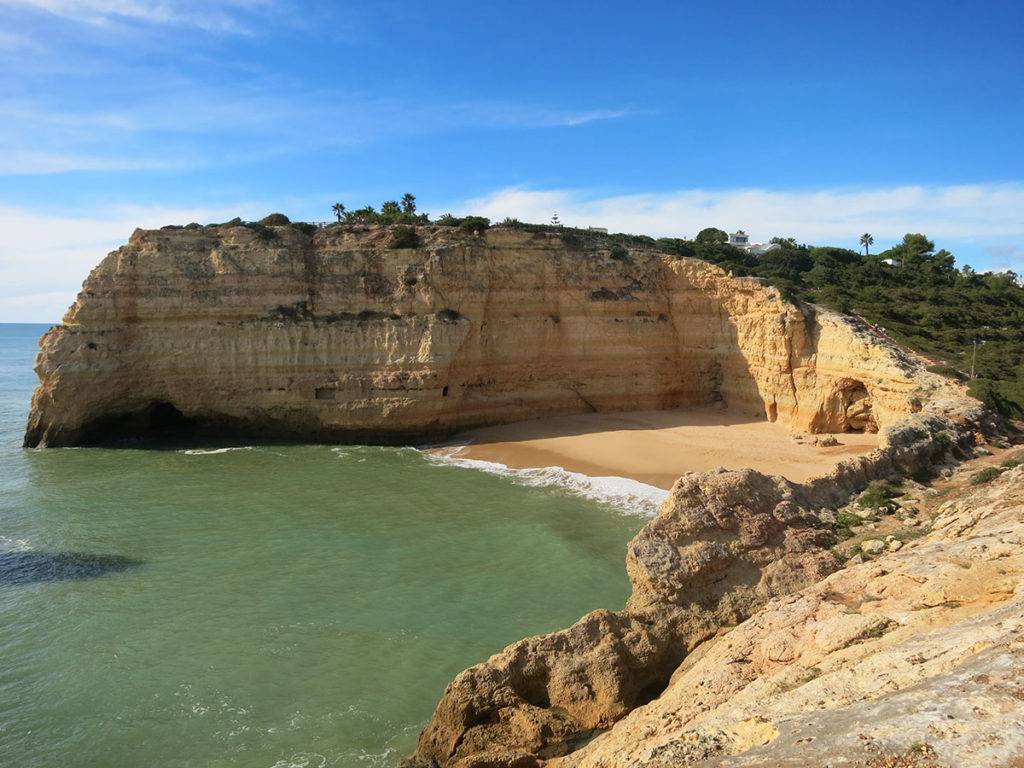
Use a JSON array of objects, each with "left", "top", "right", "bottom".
[
  {"left": 26, "top": 223, "right": 945, "bottom": 447},
  {"left": 404, "top": 406, "right": 988, "bottom": 767},
  {"left": 558, "top": 463, "right": 1024, "bottom": 767}
]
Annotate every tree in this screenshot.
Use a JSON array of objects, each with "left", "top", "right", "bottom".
[
  {"left": 332, "top": 202, "right": 346, "bottom": 222},
  {"left": 860, "top": 233, "right": 874, "bottom": 255},
  {"left": 401, "top": 193, "right": 417, "bottom": 215},
  {"left": 550, "top": 212, "right": 561, "bottom": 227},
  {"left": 695, "top": 227, "right": 728, "bottom": 244},
  {"left": 380, "top": 200, "right": 402, "bottom": 221}
]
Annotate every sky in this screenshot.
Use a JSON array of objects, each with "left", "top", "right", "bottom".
[{"left": 1, "top": 0, "right": 1022, "bottom": 322}]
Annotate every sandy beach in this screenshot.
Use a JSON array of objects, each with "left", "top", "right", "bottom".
[{"left": 444, "top": 408, "right": 879, "bottom": 489}]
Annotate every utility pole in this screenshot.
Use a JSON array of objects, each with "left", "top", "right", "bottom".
[{"left": 970, "top": 339, "right": 978, "bottom": 380}]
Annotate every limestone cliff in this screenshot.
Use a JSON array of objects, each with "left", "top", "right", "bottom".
[
  {"left": 26, "top": 224, "right": 940, "bottom": 447},
  {"left": 555, "top": 456, "right": 1024, "bottom": 768}
]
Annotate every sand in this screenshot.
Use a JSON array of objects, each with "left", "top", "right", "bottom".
[{"left": 443, "top": 407, "right": 880, "bottom": 490}]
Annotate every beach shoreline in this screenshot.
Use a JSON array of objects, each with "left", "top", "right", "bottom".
[{"left": 435, "top": 407, "right": 880, "bottom": 491}]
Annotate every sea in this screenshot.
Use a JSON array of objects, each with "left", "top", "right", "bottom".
[{"left": 0, "top": 323, "right": 651, "bottom": 768}]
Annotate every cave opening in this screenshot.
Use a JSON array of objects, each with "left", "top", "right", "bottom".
[{"left": 78, "top": 401, "right": 196, "bottom": 445}]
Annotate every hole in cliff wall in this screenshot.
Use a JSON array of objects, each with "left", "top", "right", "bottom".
[
  {"left": 78, "top": 401, "right": 196, "bottom": 445},
  {"left": 441, "top": 385, "right": 449, "bottom": 397},
  {"left": 811, "top": 378, "right": 880, "bottom": 434},
  {"left": 315, "top": 387, "right": 337, "bottom": 401}
]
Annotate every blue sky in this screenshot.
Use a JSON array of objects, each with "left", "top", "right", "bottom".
[{"left": 1, "top": 0, "right": 1023, "bottom": 321}]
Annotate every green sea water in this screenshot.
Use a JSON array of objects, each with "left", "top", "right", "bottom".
[{"left": 0, "top": 323, "right": 645, "bottom": 767}]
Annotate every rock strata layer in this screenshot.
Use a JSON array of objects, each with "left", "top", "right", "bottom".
[{"left": 26, "top": 224, "right": 941, "bottom": 447}]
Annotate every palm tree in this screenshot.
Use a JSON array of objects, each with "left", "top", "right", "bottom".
[
  {"left": 401, "top": 193, "right": 416, "bottom": 215},
  {"left": 860, "top": 233, "right": 874, "bottom": 256},
  {"left": 332, "top": 202, "right": 346, "bottom": 222}
]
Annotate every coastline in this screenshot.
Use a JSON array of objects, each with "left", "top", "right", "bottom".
[{"left": 435, "top": 407, "right": 880, "bottom": 491}]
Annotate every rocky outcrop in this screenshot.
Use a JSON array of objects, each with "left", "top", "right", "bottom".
[
  {"left": 404, "top": 400, "right": 989, "bottom": 768},
  {"left": 408, "top": 470, "right": 841, "bottom": 768},
  {"left": 25, "top": 224, "right": 945, "bottom": 447},
  {"left": 556, "top": 461, "right": 1024, "bottom": 768}
]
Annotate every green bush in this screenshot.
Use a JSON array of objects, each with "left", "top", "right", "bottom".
[
  {"left": 971, "top": 466, "right": 1002, "bottom": 485},
  {"left": 926, "top": 364, "right": 967, "bottom": 381},
  {"left": 858, "top": 480, "right": 901, "bottom": 509},
  {"left": 290, "top": 222, "right": 318, "bottom": 236},
  {"left": 609, "top": 244, "right": 630, "bottom": 261},
  {"left": 389, "top": 225, "right": 421, "bottom": 249},
  {"left": 259, "top": 213, "right": 291, "bottom": 226},
  {"left": 246, "top": 223, "right": 277, "bottom": 241},
  {"left": 460, "top": 216, "right": 490, "bottom": 232},
  {"left": 967, "top": 378, "right": 1024, "bottom": 419}
]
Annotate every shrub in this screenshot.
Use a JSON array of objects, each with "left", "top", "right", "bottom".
[
  {"left": 290, "top": 222, "right": 318, "bottom": 236},
  {"left": 1000, "top": 451, "right": 1024, "bottom": 469},
  {"left": 968, "top": 378, "right": 1024, "bottom": 419},
  {"left": 609, "top": 244, "right": 630, "bottom": 261},
  {"left": 389, "top": 225, "right": 421, "bottom": 249},
  {"left": 460, "top": 216, "right": 490, "bottom": 232},
  {"left": 971, "top": 466, "right": 1002, "bottom": 485},
  {"left": 926, "top": 364, "right": 967, "bottom": 381},
  {"left": 259, "top": 213, "right": 291, "bottom": 226},
  {"left": 832, "top": 510, "right": 863, "bottom": 541},
  {"left": 246, "top": 223, "right": 277, "bottom": 241},
  {"left": 858, "top": 480, "right": 901, "bottom": 509}
]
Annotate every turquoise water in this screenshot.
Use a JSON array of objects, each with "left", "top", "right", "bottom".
[{"left": 0, "top": 324, "right": 642, "bottom": 767}]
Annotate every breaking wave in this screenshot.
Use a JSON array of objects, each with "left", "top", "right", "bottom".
[{"left": 425, "top": 449, "right": 668, "bottom": 517}]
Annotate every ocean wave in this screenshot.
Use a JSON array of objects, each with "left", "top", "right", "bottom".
[
  {"left": 178, "top": 446, "right": 255, "bottom": 456},
  {"left": 425, "top": 450, "right": 668, "bottom": 517}
]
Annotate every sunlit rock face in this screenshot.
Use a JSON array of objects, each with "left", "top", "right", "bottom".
[{"left": 25, "top": 224, "right": 938, "bottom": 447}]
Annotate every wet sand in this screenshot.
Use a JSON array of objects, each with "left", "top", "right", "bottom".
[{"left": 446, "top": 408, "right": 879, "bottom": 490}]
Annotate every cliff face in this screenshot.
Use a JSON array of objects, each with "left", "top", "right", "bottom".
[{"left": 26, "top": 224, "right": 934, "bottom": 447}]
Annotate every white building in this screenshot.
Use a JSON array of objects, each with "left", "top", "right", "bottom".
[{"left": 728, "top": 230, "right": 779, "bottom": 256}]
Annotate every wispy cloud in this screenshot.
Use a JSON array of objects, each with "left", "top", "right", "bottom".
[
  {"left": 0, "top": 92, "right": 635, "bottom": 175},
  {"left": 557, "top": 109, "right": 630, "bottom": 127},
  {"left": 453, "top": 183, "right": 1024, "bottom": 253},
  {"left": 0, "top": 0, "right": 272, "bottom": 33}
]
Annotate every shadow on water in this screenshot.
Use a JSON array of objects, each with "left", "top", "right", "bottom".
[{"left": 0, "top": 551, "right": 142, "bottom": 586}]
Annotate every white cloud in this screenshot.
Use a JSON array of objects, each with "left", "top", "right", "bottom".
[
  {"left": 0, "top": 0, "right": 271, "bottom": 33},
  {"left": 453, "top": 183, "right": 1024, "bottom": 246},
  {"left": 0, "top": 150, "right": 187, "bottom": 174},
  {"left": 0, "top": 94, "right": 633, "bottom": 175},
  {"left": 5, "top": 181, "right": 1022, "bottom": 322},
  {"left": 0, "top": 203, "right": 263, "bottom": 321},
  {"left": 984, "top": 244, "right": 1024, "bottom": 273}
]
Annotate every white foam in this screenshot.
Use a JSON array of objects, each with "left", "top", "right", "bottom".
[
  {"left": 425, "top": 450, "right": 668, "bottom": 517},
  {"left": 178, "top": 446, "right": 255, "bottom": 456},
  {"left": 0, "top": 535, "right": 33, "bottom": 551}
]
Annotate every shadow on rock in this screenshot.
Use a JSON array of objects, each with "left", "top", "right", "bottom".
[{"left": 0, "top": 551, "right": 142, "bottom": 586}]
